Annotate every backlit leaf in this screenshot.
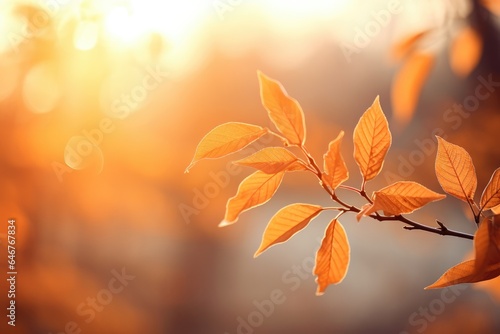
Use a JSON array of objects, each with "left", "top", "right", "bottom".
[
  {"left": 322, "top": 131, "right": 349, "bottom": 190},
  {"left": 234, "top": 147, "right": 307, "bottom": 173},
  {"left": 427, "top": 216, "right": 500, "bottom": 289},
  {"left": 391, "top": 52, "right": 435, "bottom": 127},
  {"left": 480, "top": 168, "right": 500, "bottom": 210},
  {"left": 258, "top": 71, "right": 306, "bottom": 146},
  {"left": 254, "top": 204, "right": 323, "bottom": 257},
  {"left": 450, "top": 26, "right": 483, "bottom": 77},
  {"left": 186, "top": 122, "right": 268, "bottom": 172},
  {"left": 314, "top": 219, "right": 350, "bottom": 295},
  {"left": 426, "top": 260, "right": 500, "bottom": 289},
  {"left": 475, "top": 217, "right": 500, "bottom": 272},
  {"left": 364, "top": 181, "right": 446, "bottom": 216},
  {"left": 220, "top": 171, "right": 285, "bottom": 226},
  {"left": 353, "top": 96, "right": 392, "bottom": 182},
  {"left": 435, "top": 136, "right": 477, "bottom": 203}
]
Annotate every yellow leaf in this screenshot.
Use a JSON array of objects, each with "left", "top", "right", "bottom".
[
  {"left": 254, "top": 204, "right": 323, "bottom": 257},
  {"left": 493, "top": 204, "right": 500, "bottom": 215},
  {"left": 391, "top": 52, "right": 435, "bottom": 127},
  {"left": 480, "top": 168, "right": 500, "bottom": 210},
  {"left": 314, "top": 219, "right": 350, "bottom": 295},
  {"left": 475, "top": 217, "right": 500, "bottom": 272},
  {"left": 353, "top": 96, "right": 392, "bottom": 182},
  {"left": 450, "top": 26, "right": 483, "bottom": 77},
  {"left": 220, "top": 171, "right": 285, "bottom": 226},
  {"left": 364, "top": 181, "right": 446, "bottom": 216},
  {"left": 234, "top": 147, "right": 307, "bottom": 173},
  {"left": 258, "top": 71, "right": 306, "bottom": 146},
  {"left": 426, "top": 260, "right": 500, "bottom": 289},
  {"left": 435, "top": 136, "right": 477, "bottom": 203},
  {"left": 186, "top": 122, "right": 268, "bottom": 172},
  {"left": 322, "top": 131, "right": 349, "bottom": 190}
]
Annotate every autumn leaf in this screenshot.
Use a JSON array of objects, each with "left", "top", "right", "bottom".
[
  {"left": 254, "top": 204, "right": 323, "bottom": 257},
  {"left": 220, "top": 171, "right": 285, "bottom": 226},
  {"left": 364, "top": 181, "right": 446, "bottom": 216},
  {"left": 234, "top": 147, "right": 307, "bottom": 173},
  {"left": 258, "top": 71, "right": 306, "bottom": 146},
  {"left": 426, "top": 260, "right": 500, "bottom": 289},
  {"left": 186, "top": 122, "right": 268, "bottom": 172},
  {"left": 322, "top": 131, "right": 349, "bottom": 190},
  {"left": 474, "top": 217, "right": 500, "bottom": 272},
  {"left": 435, "top": 136, "right": 477, "bottom": 203},
  {"left": 314, "top": 219, "right": 350, "bottom": 295},
  {"left": 391, "top": 52, "right": 435, "bottom": 127},
  {"left": 450, "top": 25, "right": 483, "bottom": 78},
  {"left": 480, "top": 168, "right": 500, "bottom": 211},
  {"left": 427, "top": 217, "right": 500, "bottom": 289},
  {"left": 353, "top": 96, "right": 392, "bottom": 182}
]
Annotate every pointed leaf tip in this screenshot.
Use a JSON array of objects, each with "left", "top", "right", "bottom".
[
  {"left": 218, "top": 220, "right": 232, "bottom": 228},
  {"left": 365, "top": 181, "right": 446, "bottom": 216},
  {"left": 224, "top": 171, "right": 285, "bottom": 224},
  {"left": 322, "top": 131, "right": 349, "bottom": 190},
  {"left": 353, "top": 95, "right": 392, "bottom": 182},
  {"left": 258, "top": 71, "right": 306, "bottom": 146},
  {"left": 186, "top": 122, "right": 268, "bottom": 172},
  {"left": 314, "top": 219, "right": 350, "bottom": 294},
  {"left": 435, "top": 136, "right": 477, "bottom": 203},
  {"left": 255, "top": 204, "right": 323, "bottom": 256}
]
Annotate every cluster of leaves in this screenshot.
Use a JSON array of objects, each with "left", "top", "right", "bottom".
[
  {"left": 186, "top": 72, "right": 500, "bottom": 294},
  {"left": 390, "top": 0, "right": 499, "bottom": 126}
]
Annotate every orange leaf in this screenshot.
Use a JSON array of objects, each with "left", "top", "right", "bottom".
[
  {"left": 234, "top": 147, "right": 307, "bottom": 173},
  {"left": 258, "top": 71, "right": 306, "bottom": 146},
  {"left": 322, "top": 131, "right": 349, "bottom": 190},
  {"left": 314, "top": 219, "right": 350, "bottom": 295},
  {"left": 450, "top": 25, "right": 483, "bottom": 78},
  {"left": 435, "top": 136, "right": 477, "bottom": 203},
  {"left": 186, "top": 122, "right": 268, "bottom": 172},
  {"left": 426, "top": 259, "right": 500, "bottom": 289},
  {"left": 480, "top": 168, "right": 500, "bottom": 211},
  {"left": 428, "top": 216, "right": 500, "bottom": 289},
  {"left": 391, "top": 52, "right": 435, "bottom": 127},
  {"left": 254, "top": 204, "right": 323, "bottom": 257},
  {"left": 364, "top": 181, "right": 446, "bottom": 216},
  {"left": 475, "top": 217, "right": 500, "bottom": 272},
  {"left": 353, "top": 96, "right": 392, "bottom": 182},
  {"left": 220, "top": 171, "right": 285, "bottom": 226}
]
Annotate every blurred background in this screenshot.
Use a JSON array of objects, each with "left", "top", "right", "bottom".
[{"left": 0, "top": 0, "right": 499, "bottom": 333}]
